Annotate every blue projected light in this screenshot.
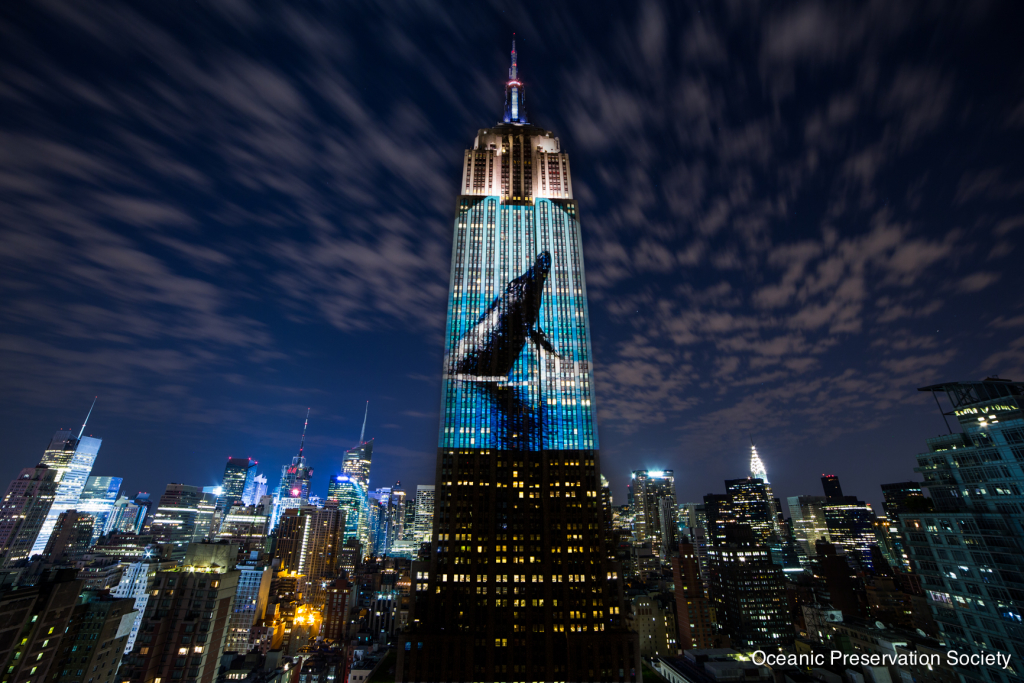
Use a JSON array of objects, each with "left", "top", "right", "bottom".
[{"left": 440, "top": 197, "right": 597, "bottom": 452}]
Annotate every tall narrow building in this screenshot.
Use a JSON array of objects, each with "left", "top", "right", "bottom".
[
  {"left": 398, "top": 41, "right": 639, "bottom": 682},
  {"left": 32, "top": 401, "right": 103, "bottom": 556},
  {"left": 76, "top": 475, "right": 123, "bottom": 544}
]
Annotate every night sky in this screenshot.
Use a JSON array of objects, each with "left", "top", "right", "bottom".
[{"left": 2, "top": 1, "right": 1024, "bottom": 513}]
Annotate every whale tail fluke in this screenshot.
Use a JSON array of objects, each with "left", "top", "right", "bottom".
[{"left": 529, "top": 328, "right": 560, "bottom": 358}]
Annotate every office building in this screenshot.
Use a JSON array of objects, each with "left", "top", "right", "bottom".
[
  {"left": 412, "top": 484, "right": 435, "bottom": 543},
  {"left": 220, "top": 458, "right": 257, "bottom": 512},
  {"left": 0, "top": 464, "right": 60, "bottom": 567},
  {"left": 900, "top": 378, "right": 1024, "bottom": 683},
  {"left": 787, "top": 495, "right": 831, "bottom": 561},
  {"left": 246, "top": 474, "right": 268, "bottom": 506},
  {"left": 53, "top": 592, "right": 137, "bottom": 683},
  {"left": 0, "top": 569, "right": 86, "bottom": 683},
  {"left": 32, "top": 415, "right": 103, "bottom": 556},
  {"left": 398, "top": 41, "right": 639, "bottom": 682},
  {"left": 670, "top": 541, "right": 714, "bottom": 650},
  {"left": 819, "top": 475, "right": 877, "bottom": 571},
  {"left": 42, "top": 510, "right": 94, "bottom": 563},
  {"left": 274, "top": 505, "right": 346, "bottom": 605},
  {"left": 104, "top": 492, "right": 151, "bottom": 536},
  {"left": 341, "top": 439, "right": 374, "bottom": 552},
  {"left": 214, "top": 501, "right": 271, "bottom": 556},
  {"left": 150, "top": 483, "right": 217, "bottom": 549},
  {"left": 881, "top": 480, "right": 933, "bottom": 521},
  {"left": 630, "top": 470, "right": 677, "bottom": 560},
  {"left": 119, "top": 544, "right": 241, "bottom": 683},
  {"left": 111, "top": 559, "right": 175, "bottom": 655},
  {"left": 706, "top": 526, "right": 789, "bottom": 649},
  {"left": 725, "top": 478, "right": 778, "bottom": 546},
  {"left": 76, "top": 475, "right": 122, "bottom": 544},
  {"left": 226, "top": 555, "right": 272, "bottom": 654},
  {"left": 327, "top": 474, "right": 368, "bottom": 552}
]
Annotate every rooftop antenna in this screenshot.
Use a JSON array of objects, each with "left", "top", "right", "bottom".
[
  {"left": 297, "top": 408, "right": 310, "bottom": 462},
  {"left": 77, "top": 396, "right": 97, "bottom": 439},
  {"left": 359, "top": 401, "right": 369, "bottom": 444}
]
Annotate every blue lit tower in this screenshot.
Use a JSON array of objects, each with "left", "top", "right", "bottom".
[{"left": 399, "top": 41, "right": 639, "bottom": 682}]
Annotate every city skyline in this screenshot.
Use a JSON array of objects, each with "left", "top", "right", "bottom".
[{"left": 1, "top": 3, "right": 1024, "bottom": 524}]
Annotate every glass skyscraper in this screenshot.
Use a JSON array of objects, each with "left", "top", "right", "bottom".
[
  {"left": 399, "top": 41, "right": 639, "bottom": 682},
  {"left": 902, "top": 378, "right": 1024, "bottom": 683},
  {"left": 220, "top": 457, "right": 257, "bottom": 511},
  {"left": 76, "top": 475, "right": 123, "bottom": 544},
  {"left": 32, "top": 429, "right": 102, "bottom": 556}
]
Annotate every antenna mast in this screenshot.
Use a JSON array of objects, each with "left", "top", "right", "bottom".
[
  {"left": 77, "top": 396, "right": 97, "bottom": 439},
  {"left": 359, "top": 401, "right": 369, "bottom": 444},
  {"left": 297, "top": 408, "right": 310, "bottom": 462}
]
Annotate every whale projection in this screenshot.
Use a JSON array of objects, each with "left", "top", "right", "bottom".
[{"left": 448, "top": 251, "right": 559, "bottom": 381}]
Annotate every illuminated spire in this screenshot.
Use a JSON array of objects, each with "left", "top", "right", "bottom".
[
  {"left": 509, "top": 37, "right": 518, "bottom": 80},
  {"left": 77, "top": 396, "right": 97, "bottom": 439},
  {"left": 359, "top": 400, "right": 369, "bottom": 444},
  {"left": 503, "top": 36, "right": 527, "bottom": 124},
  {"left": 750, "top": 438, "right": 768, "bottom": 482},
  {"left": 296, "top": 408, "right": 310, "bottom": 464}
]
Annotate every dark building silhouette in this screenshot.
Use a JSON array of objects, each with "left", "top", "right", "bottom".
[{"left": 705, "top": 526, "right": 789, "bottom": 649}]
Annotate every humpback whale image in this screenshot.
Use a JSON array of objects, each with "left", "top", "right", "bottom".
[{"left": 449, "top": 251, "right": 559, "bottom": 381}]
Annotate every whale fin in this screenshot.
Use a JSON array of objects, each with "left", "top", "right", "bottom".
[{"left": 529, "top": 328, "right": 561, "bottom": 358}]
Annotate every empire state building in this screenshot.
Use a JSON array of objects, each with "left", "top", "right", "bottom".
[{"left": 397, "top": 42, "right": 640, "bottom": 683}]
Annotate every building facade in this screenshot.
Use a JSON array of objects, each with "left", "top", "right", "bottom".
[
  {"left": 901, "top": 379, "right": 1024, "bottom": 683},
  {"left": 397, "top": 41, "right": 639, "bottom": 682}
]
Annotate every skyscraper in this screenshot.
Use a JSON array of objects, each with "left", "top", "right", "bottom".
[
  {"left": 105, "top": 492, "right": 151, "bottom": 536},
  {"left": 398, "top": 41, "right": 638, "bottom": 682},
  {"left": 273, "top": 411, "right": 314, "bottom": 529},
  {"left": 341, "top": 440, "right": 374, "bottom": 554},
  {"left": 901, "top": 378, "right": 1024, "bottom": 680},
  {"left": 880, "top": 480, "right": 932, "bottom": 521},
  {"left": 412, "top": 484, "right": 435, "bottom": 543},
  {"left": 327, "top": 474, "right": 368, "bottom": 550},
  {"left": 817, "top": 475, "right": 877, "bottom": 571},
  {"left": 705, "top": 526, "right": 789, "bottom": 649},
  {"left": 150, "top": 483, "right": 217, "bottom": 550},
  {"left": 76, "top": 475, "right": 123, "bottom": 544},
  {"left": 0, "top": 464, "right": 59, "bottom": 567},
  {"left": 629, "top": 470, "right": 677, "bottom": 559},
  {"left": 220, "top": 457, "right": 257, "bottom": 512},
  {"left": 32, "top": 402, "right": 103, "bottom": 556},
  {"left": 787, "top": 495, "right": 831, "bottom": 560}
]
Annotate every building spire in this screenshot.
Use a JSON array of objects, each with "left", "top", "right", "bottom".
[
  {"left": 77, "top": 396, "right": 97, "bottom": 439},
  {"left": 359, "top": 401, "right": 369, "bottom": 444},
  {"left": 503, "top": 35, "right": 527, "bottom": 124},
  {"left": 296, "top": 408, "right": 310, "bottom": 464},
  {"left": 509, "top": 35, "right": 518, "bottom": 80},
  {"left": 749, "top": 438, "right": 768, "bottom": 483}
]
